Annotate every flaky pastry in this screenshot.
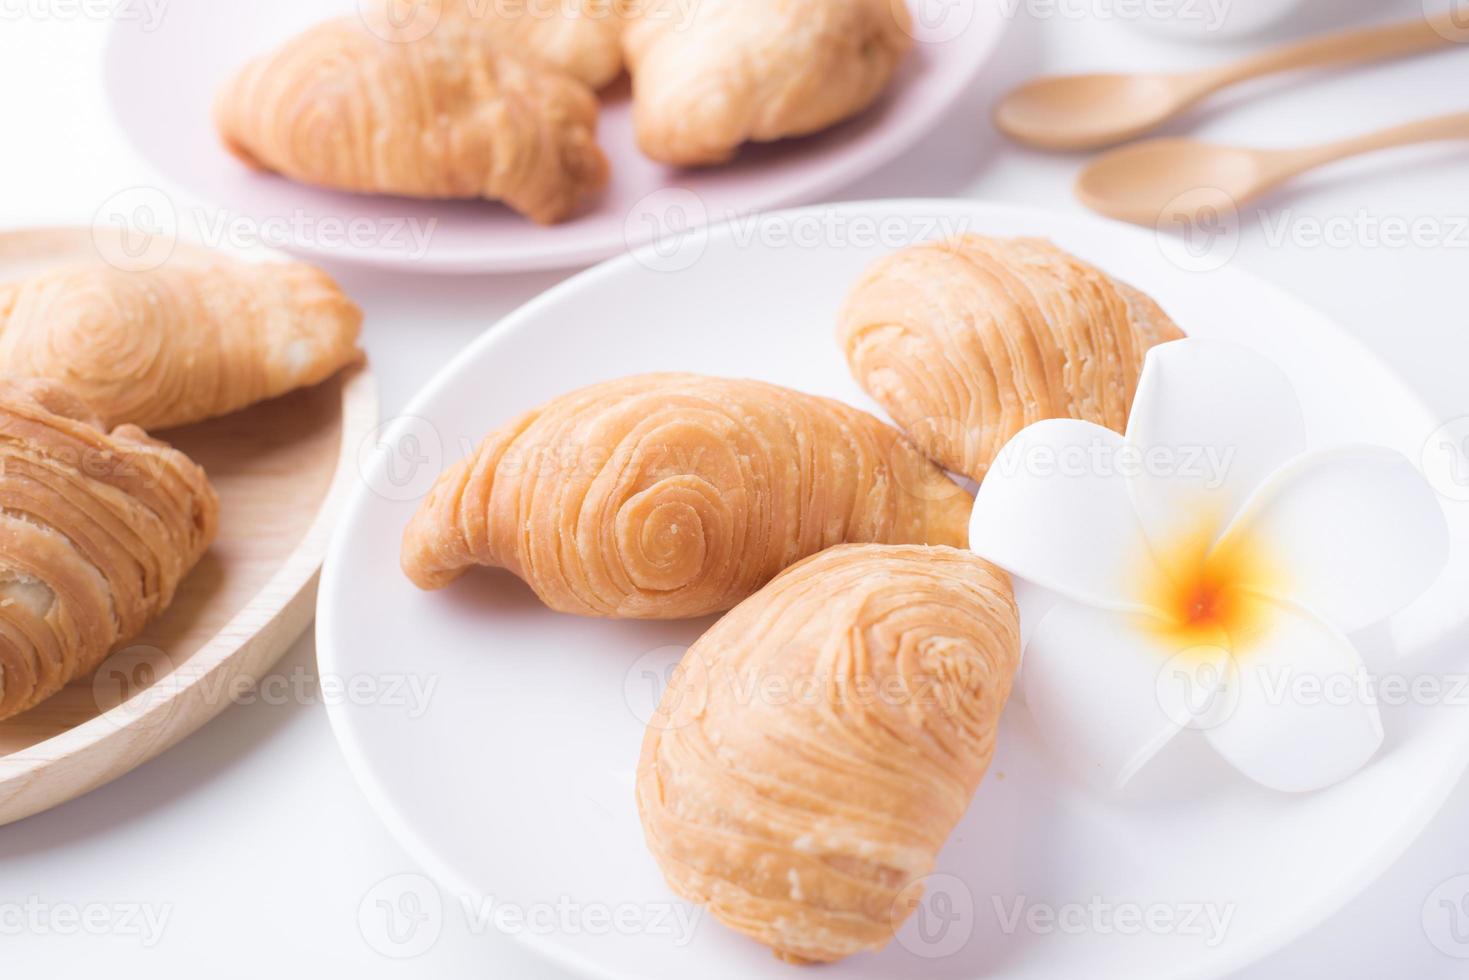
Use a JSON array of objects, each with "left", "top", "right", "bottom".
[
  {"left": 439, "top": 0, "right": 626, "bottom": 89},
  {"left": 0, "top": 379, "right": 218, "bottom": 721},
  {"left": 623, "top": 0, "right": 913, "bottom": 166},
  {"left": 0, "top": 258, "right": 362, "bottom": 431},
  {"left": 215, "top": 11, "right": 609, "bottom": 224},
  {"left": 838, "top": 235, "right": 1186, "bottom": 481},
  {"left": 637, "top": 544, "right": 1020, "bottom": 962},
  {"left": 401, "top": 374, "right": 972, "bottom": 618}
]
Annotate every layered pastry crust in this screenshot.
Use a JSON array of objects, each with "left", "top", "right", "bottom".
[
  {"left": 637, "top": 544, "right": 1020, "bottom": 962},
  {"left": 441, "top": 0, "right": 627, "bottom": 89},
  {"left": 0, "top": 379, "right": 218, "bottom": 721},
  {"left": 839, "top": 235, "right": 1185, "bottom": 481},
  {"left": 215, "top": 11, "right": 609, "bottom": 223},
  {"left": 624, "top": 0, "right": 913, "bottom": 165},
  {"left": 0, "top": 259, "right": 362, "bottom": 430},
  {"left": 401, "top": 373, "right": 973, "bottom": 618}
]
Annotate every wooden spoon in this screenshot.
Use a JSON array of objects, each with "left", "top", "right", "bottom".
[
  {"left": 1074, "top": 111, "right": 1469, "bottom": 227},
  {"left": 995, "top": 13, "right": 1467, "bottom": 151}
]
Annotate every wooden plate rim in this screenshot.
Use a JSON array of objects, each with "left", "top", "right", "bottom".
[{"left": 0, "top": 359, "right": 378, "bottom": 820}]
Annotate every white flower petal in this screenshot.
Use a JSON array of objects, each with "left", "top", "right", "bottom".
[
  {"left": 1205, "top": 597, "right": 1383, "bottom": 792},
  {"left": 1221, "top": 446, "right": 1450, "bottom": 633},
  {"left": 1013, "top": 577, "right": 1057, "bottom": 657},
  {"left": 1024, "top": 600, "right": 1219, "bottom": 790},
  {"left": 971, "top": 420, "right": 1157, "bottom": 613},
  {"left": 1126, "top": 339, "right": 1307, "bottom": 562}
]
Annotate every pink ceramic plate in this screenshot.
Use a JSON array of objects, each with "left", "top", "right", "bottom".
[{"left": 104, "top": 0, "right": 1005, "bottom": 273}]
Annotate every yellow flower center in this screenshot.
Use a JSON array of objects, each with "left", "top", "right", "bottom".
[{"left": 1142, "top": 524, "right": 1281, "bottom": 653}]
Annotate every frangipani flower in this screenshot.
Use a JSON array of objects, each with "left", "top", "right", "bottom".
[{"left": 968, "top": 339, "right": 1450, "bottom": 793}]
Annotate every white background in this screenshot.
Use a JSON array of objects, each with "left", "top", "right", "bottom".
[{"left": 2, "top": 0, "right": 1468, "bottom": 976}]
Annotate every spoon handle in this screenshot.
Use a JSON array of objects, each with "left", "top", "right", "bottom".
[
  {"left": 1198, "top": 14, "right": 1465, "bottom": 93},
  {"left": 1274, "top": 111, "right": 1469, "bottom": 174}
]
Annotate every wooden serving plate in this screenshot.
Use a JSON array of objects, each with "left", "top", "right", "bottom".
[{"left": 0, "top": 228, "right": 377, "bottom": 826}]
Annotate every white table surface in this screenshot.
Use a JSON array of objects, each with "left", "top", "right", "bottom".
[{"left": 3, "top": 2, "right": 1468, "bottom": 976}]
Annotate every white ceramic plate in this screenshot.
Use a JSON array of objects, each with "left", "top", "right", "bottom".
[
  {"left": 318, "top": 200, "right": 1469, "bottom": 979},
  {"left": 104, "top": 0, "right": 1005, "bottom": 273}
]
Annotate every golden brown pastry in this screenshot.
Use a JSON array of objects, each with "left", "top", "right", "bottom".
[
  {"left": 214, "top": 10, "right": 609, "bottom": 224},
  {"left": 401, "top": 374, "right": 972, "bottom": 618},
  {"left": 623, "top": 0, "right": 913, "bottom": 166},
  {"left": 441, "top": 0, "right": 626, "bottom": 89},
  {"left": 637, "top": 544, "right": 1020, "bottom": 963},
  {"left": 0, "top": 379, "right": 218, "bottom": 722},
  {"left": 0, "top": 258, "right": 363, "bottom": 431},
  {"left": 838, "top": 235, "right": 1185, "bottom": 482}
]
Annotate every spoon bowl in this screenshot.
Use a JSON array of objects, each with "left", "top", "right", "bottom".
[
  {"left": 1075, "top": 139, "right": 1272, "bottom": 226},
  {"left": 993, "top": 14, "right": 1463, "bottom": 151},
  {"left": 1077, "top": 111, "right": 1469, "bottom": 229},
  {"left": 993, "top": 73, "right": 1193, "bottom": 152}
]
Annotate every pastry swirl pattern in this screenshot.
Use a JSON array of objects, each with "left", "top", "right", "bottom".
[
  {"left": 401, "top": 374, "right": 973, "bottom": 619},
  {"left": 839, "top": 235, "right": 1185, "bottom": 481},
  {"left": 215, "top": 12, "right": 609, "bottom": 224},
  {"left": 636, "top": 544, "right": 1020, "bottom": 962},
  {"left": 0, "top": 259, "right": 362, "bottom": 431},
  {"left": 0, "top": 379, "right": 218, "bottom": 721}
]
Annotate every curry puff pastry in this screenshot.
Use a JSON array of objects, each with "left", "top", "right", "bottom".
[
  {"left": 0, "top": 259, "right": 362, "bottom": 431},
  {"left": 637, "top": 544, "right": 1020, "bottom": 963},
  {"left": 623, "top": 0, "right": 913, "bottom": 166},
  {"left": 440, "top": 0, "right": 626, "bottom": 89},
  {"left": 401, "top": 374, "right": 972, "bottom": 619},
  {"left": 215, "top": 11, "right": 609, "bottom": 224},
  {"left": 0, "top": 379, "right": 218, "bottom": 722},
  {"left": 839, "top": 235, "right": 1185, "bottom": 482}
]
